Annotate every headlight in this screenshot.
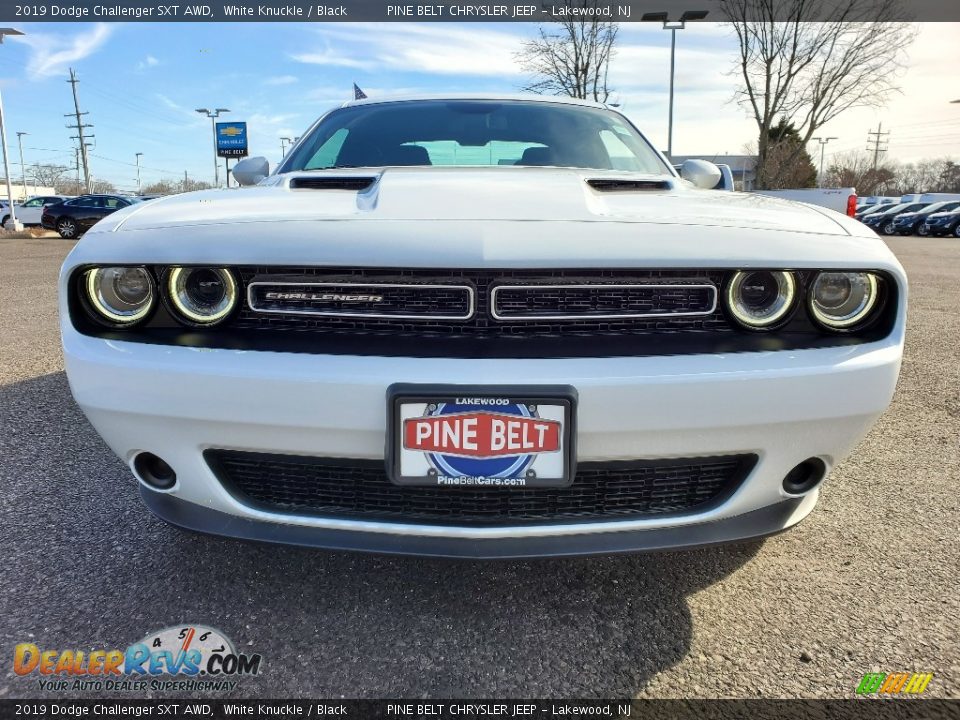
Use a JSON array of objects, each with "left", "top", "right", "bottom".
[
  {"left": 725, "top": 270, "right": 796, "bottom": 329},
  {"left": 84, "top": 267, "right": 155, "bottom": 325},
  {"left": 809, "top": 272, "right": 880, "bottom": 330},
  {"left": 166, "top": 267, "right": 238, "bottom": 324}
]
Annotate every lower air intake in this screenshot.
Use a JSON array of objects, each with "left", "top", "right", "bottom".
[{"left": 206, "top": 450, "right": 756, "bottom": 527}]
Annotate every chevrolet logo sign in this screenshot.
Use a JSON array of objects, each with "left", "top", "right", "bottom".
[{"left": 219, "top": 126, "right": 244, "bottom": 137}]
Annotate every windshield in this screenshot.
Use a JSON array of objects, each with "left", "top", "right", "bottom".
[
  {"left": 924, "top": 201, "right": 959, "bottom": 214},
  {"left": 281, "top": 100, "right": 669, "bottom": 174},
  {"left": 874, "top": 203, "right": 908, "bottom": 215}
]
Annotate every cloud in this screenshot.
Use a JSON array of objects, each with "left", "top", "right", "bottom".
[
  {"left": 291, "top": 23, "right": 524, "bottom": 77},
  {"left": 289, "top": 48, "right": 377, "bottom": 71},
  {"left": 155, "top": 93, "right": 209, "bottom": 126},
  {"left": 136, "top": 55, "right": 160, "bottom": 71},
  {"left": 12, "top": 24, "right": 115, "bottom": 79},
  {"left": 264, "top": 75, "right": 299, "bottom": 85}
]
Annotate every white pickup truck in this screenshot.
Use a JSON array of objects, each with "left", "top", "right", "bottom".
[
  {"left": 679, "top": 163, "right": 858, "bottom": 218},
  {"left": 754, "top": 188, "right": 858, "bottom": 217}
]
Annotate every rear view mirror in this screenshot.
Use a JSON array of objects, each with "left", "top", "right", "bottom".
[
  {"left": 232, "top": 156, "right": 270, "bottom": 187},
  {"left": 680, "top": 159, "right": 723, "bottom": 190}
]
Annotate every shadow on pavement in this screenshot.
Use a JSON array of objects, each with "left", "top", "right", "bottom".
[{"left": 0, "top": 372, "right": 762, "bottom": 698}]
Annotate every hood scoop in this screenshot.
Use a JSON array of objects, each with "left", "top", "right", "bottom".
[
  {"left": 289, "top": 176, "right": 377, "bottom": 191},
  {"left": 587, "top": 178, "right": 673, "bottom": 192}
]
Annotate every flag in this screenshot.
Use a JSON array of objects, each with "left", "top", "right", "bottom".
[{"left": 353, "top": 83, "right": 368, "bottom": 100}]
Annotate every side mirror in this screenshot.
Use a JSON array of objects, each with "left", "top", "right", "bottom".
[
  {"left": 232, "top": 156, "right": 270, "bottom": 187},
  {"left": 680, "top": 159, "right": 723, "bottom": 190}
]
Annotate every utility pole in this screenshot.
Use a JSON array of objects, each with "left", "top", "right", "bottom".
[
  {"left": 811, "top": 136, "right": 837, "bottom": 188},
  {"left": 867, "top": 122, "right": 889, "bottom": 170},
  {"left": 280, "top": 137, "right": 291, "bottom": 156},
  {"left": 66, "top": 68, "right": 92, "bottom": 193},
  {"left": 74, "top": 148, "right": 81, "bottom": 194},
  {"left": 135, "top": 152, "right": 143, "bottom": 194},
  {"left": 15, "top": 131, "right": 27, "bottom": 198},
  {"left": 183, "top": 170, "right": 188, "bottom": 192}
]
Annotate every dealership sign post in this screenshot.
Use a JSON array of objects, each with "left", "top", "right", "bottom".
[{"left": 216, "top": 121, "right": 248, "bottom": 187}]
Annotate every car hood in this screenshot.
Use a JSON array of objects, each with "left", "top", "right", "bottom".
[
  {"left": 928, "top": 211, "right": 960, "bottom": 220},
  {"left": 100, "top": 167, "right": 853, "bottom": 236}
]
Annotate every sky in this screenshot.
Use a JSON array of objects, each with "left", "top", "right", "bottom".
[{"left": 0, "top": 20, "right": 957, "bottom": 191}]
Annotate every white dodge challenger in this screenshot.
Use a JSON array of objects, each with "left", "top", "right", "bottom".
[{"left": 60, "top": 96, "right": 906, "bottom": 557}]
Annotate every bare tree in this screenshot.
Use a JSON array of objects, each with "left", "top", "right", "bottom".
[
  {"left": 516, "top": 2, "right": 618, "bottom": 102},
  {"left": 823, "top": 150, "right": 896, "bottom": 194},
  {"left": 90, "top": 178, "right": 116, "bottom": 194},
  {"left": 32, "top": 163, "right": 70, "bottom": 188},
  {"left": 721, "top": 0, "right": 916, "bottom": 188}
]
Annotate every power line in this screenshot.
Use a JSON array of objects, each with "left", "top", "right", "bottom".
[{"left": 88, "top": 151, "right": 188, "bottom": 177}]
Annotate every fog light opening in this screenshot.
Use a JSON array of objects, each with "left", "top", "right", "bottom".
[
  {"left": 133, "top": 452, "right": 177, "bottom": 490},
  {"left": 782, "top": 458, "right": 827, "bottom": 495}
]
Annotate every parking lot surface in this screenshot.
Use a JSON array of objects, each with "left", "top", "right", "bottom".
[{"left": 1, "top": 235, "right": 957, "bottom": 699}]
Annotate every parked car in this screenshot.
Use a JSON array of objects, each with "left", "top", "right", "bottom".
[
  {"left": 42, "top": 194, "right": 142, "bottom": 238},
  {"left": 754, "top": 188, "right": 857, "bottom": 217},
  {"left": 59, "top": 95, "right": 906, "bottom": 557},
  {"left": 862, "top": 202, "right": 930, "bottom": 235},
  {"left": 856, "top": 196, "right": 898, "bottom": 212},
  {"left": 924, "top": 209, "right": 960, "bottom": 237},
  {"left": 3, "top": 195, "right": 71, "bottom": 227},
  {"left": 892, "top": 200, "right": 960, "bottom": 236},
  {"left": 917, "top": 192, "right": 960, "bottom": 203},
  {"left": 855, "top": 202, "right": 898, "bottom": 221}
]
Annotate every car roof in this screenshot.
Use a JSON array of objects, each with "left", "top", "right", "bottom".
[{"left": 339, "top": 93, "right": 613, "bottom": 111}]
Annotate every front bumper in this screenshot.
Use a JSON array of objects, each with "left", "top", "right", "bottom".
[{"left": 62, "top": 330, "right": 904, "bottom": 557}]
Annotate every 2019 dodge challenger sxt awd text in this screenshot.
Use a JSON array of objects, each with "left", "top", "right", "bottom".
[{"left": 60, "top": 96, "right": 906, "bottom": 557}]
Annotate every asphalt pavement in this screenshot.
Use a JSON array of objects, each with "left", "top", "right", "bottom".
[{"left": 0, "top": 235, "right": 957, "bottom": 699}]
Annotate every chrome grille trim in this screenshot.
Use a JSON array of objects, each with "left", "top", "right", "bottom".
[
  {"left": 490, "top": 283, "right": 718, "bottom": 321},
  {"left": 247, "top": 281, "right": 476, "bottom": 321}
]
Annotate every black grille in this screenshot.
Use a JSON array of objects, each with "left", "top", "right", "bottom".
[
  {"left": 206, "top": 450, "right": 756, "bottom": 526},
  {"left": 492, "top": 283, "right": 715, "bottom": 319},
  {"left": 233, "top": 268, "right": 731, "bottom": 338},
  {"left": 248, "top": 280, "right": 473, "bottom": 319}
]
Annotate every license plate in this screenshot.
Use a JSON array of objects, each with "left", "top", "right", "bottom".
[{"left": 387, "top": 384, "right": 577, "bottom": 488}]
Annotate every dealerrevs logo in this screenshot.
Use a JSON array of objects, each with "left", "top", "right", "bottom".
[{"left": 14, "top": 625, "right": 262, "bottom": 693}]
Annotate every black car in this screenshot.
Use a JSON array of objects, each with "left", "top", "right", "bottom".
[
  {"left": 892, "top": 200, "right": 960, "bottom": 236},
  {"left": 925, "top": 209, "right": 960, "bottom": 238},
  {"left": 863, "top": 202, "right": 930, "bottom": 236},
  {"left": 42, "top": 194, "right": 141, "bottom": 239}
]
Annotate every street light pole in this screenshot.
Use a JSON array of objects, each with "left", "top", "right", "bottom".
[
  {"left": 16, "top": 130, "right": 27, "bottom": 199},
  {"left": 668, "top": 25, "right": 676, "bottom": 157},
  {"left": 641, "top": 10, "right": 708, "bottom": 159},
  {"left": 0, "top": 28, "right": 24, "bottom": 230},
  {"left": 280, "top": 136, "right": 292, "bottom": 156},
  {"left": 812, "top": 136, "right": 838, "bottom": 188},
  {"left": 195, "top": 107, "right": 230, "bottom": 187},
  {"left": 135, "top": 152, "right": 143, "bottom": 194}
]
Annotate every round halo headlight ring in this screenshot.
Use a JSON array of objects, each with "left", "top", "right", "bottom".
[
  {"left": 808, "top": 271, "right": 880, "bottom": 331},
  {"left": 725, "top": 270, "right": 797, "bottom": 329},
  {"left": 166, "top": 267, "right": 238, "bottom": 325},
  {"left": 84, "top": 266, "right": 155, "bottom": 326}
]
